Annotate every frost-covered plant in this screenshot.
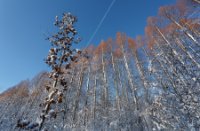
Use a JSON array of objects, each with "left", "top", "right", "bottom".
[{"left": 17, "top": 12, "right": 82, "bottom": 130}]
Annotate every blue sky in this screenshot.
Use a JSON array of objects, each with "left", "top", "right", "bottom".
[{"left": 0, "top": 0, "right": 176, "bottom": 92}]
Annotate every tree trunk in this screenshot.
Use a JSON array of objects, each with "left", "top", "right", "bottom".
[
  {"left": 132, "top": 49, "right": 149, "bottom": 104},
  {"left": 175, "top": 38, "right": 200, "bottom": 68},
  {"left": 156, "top": 27, "right": 197, "bottom": 83},
  {"left": 193, "top": 0, "right": 200, "bottom": 4},
  {"left": 154, "top": 41, "right": 188, "bottom": 86},
  {"left": 72, "top": 65, "right": 84, "bottom": 125},
  {"left": 121, "top": 44, "right": 138, "bottom": 110},
  {"left": 83, "top": 65, "right": 91, "bottom": 126},
  {"left": 116, "top": 60, "right": 129, "bottom": 108},
  {"left": 110, "top": 46, "right": 121, "bottom": 111},
  {"left": 101, "top": 48, "right": 108, "bottom": 108},
  {"left": 93, "top": 73, "right": 97, "bottom": 128},
  {"left": 165, "top": 14, "right": 199, "bottom": 45}
]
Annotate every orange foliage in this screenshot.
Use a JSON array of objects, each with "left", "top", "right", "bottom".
[
  {"left": 116, "top": 32, "right": 126, "bottom": 47},
  {"left": 158, "top": 6, "right": 169, "bottom": 17},
  {"left": 0, "top": 81, "right": 30, "bottom": 101},
  {"left": 147, "top": 17, "right": 158, "bottom": 27},
  {"left": 0, "top": 87, "right": 18, "bottom": 101},
  {"left": 114, "top": 48, "right": 123, "bottom": 58},
  {"left": 93, "top": 41, "right": 105, "bottom": 62},
  {"left": 180, "top": 18, "right": 192, "bottom": 25},
  {"left": 160, "top": 22, "right": 182, "bottom": 40},
  {"left": 192, "top": 22, "right": 200, "bottom": 30},
  {"left": 158, "top": 6, "right": 179, "bottom": 18},
  {"left": 99, "top": 40, "right": 108, "bottom": 52},
  {"left": 136, "top": 35, "right": 145, "bottom": 48},
  {"left": 85, "top": 45, "right": 96, "bottom": 54},
  {"left": 158, "top": 1, "right": 188, "bottom": 21},
  {"left": 147, "top": 39, "right": 156, "bottom": 50},
  {"left": 107, "top": 38, "right": 113, "bottom": 45},
  {"left": 31, "top": 89, "right": 41, "bottom": 97},
  {"left": 176, "top": 0, "right": 187, "bottom": 16},
  {"left": 145, "top": 17, "right": 158, "bottom": 39},
  {"left": 145, "top": 26, "right": 153, "bottom": 38},
  {"left": 15, "top": 81, "right": 30, "bottom": 97},
  {"left": 162, "top": 22, "right": 178, "bottom": 33},
  {"left": 94, "top": 45, "right": 101, "bottom": 56},
  {"left": 128, "top": 38, "right": 137, "bottom": 52},
  {"left": 180, "top": 18, "right": 200, "bottom": 30},
  {"left": 106, "top": 38, "right": 114, "bottom": 52}
]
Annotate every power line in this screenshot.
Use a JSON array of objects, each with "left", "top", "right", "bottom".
[{"left": 86, "top": 0, "right": 116, "bottom": 47}]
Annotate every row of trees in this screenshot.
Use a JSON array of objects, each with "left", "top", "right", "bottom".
[{"left": 50, "top": 0, "right": 199, "bottom": 130}]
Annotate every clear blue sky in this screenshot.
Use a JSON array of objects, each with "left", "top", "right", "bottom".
[{"left": 0, "top": 0, "right": 176, "bottom": 92}]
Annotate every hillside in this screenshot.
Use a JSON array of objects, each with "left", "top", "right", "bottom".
[{"left": 0, "top": 0, "right": 200, "bottom": 130}]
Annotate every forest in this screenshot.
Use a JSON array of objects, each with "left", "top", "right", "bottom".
[{"left": 0, "top": 0, "right": 199, "bottom": 130}]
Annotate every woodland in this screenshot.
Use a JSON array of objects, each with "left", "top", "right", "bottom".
[{"left": 0, "top": 0, "right": 199, "bottom": 130}]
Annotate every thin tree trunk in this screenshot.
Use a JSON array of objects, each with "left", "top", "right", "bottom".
[
  {"left": 144, "top": 47, "right": 191, "bottom": 121},
  {"left": 179, "top": 37, "right": 200, "bottom": 58},
  {"left": 156, "top": 27, "right": 197, "bottom": 83},
  {"left": 72, "top": 65, "right": 84, "bottom": 125},
  {"left": 101, "top": 48, "right": 108, "bottom": 108},
  {"left": 193, "top": 0, "right": 200, "bottom": 4},
  {"left": 165, "top": 14, "right": 199, "bottom": 45},
  {"left": 143, "top": 47, "right": 181, "bottom": 91},
  {"left": 184, "top": 20, "right": 200, "bottom": 37},
  {"left": 131, "top": 49, "right": 149, "bottom": 104},
  {"left": 154, "top": 42, "right": 188, "bottom": 86},
  {"left": 175, "top": 38, "right": 200, "bottom": 68},
  {"left": 116, "top": 60, "right": 129, "bottom": 108},
  {"left": 110, "top": 46, "right": 121, "bottom": 111},
  {"left": 83, "top": 65, "right": 91, "bottom": 126},
  {"left": 70, "top": 68, "right": 75, "bottom": 84},
  {"left": 121, "top": 44, "right": 138, "bottom": 110},
  {"left": 62, "top": 91, "right": 68, "bottom": 129},
  {"left": 93, "top": 73, "right": 97, "bottom": 128}
]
